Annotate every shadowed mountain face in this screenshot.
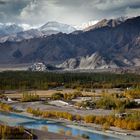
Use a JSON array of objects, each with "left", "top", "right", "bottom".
[{"left": 0, "top": 16, "right": 140, "bottom": 69}]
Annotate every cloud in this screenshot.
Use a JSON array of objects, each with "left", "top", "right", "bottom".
[
  {"left": 125, "top": 7, "right": 140, "bottom": 17},
  {"left": 0, "top": 0, "right": 6, "bottom": 5},
  {"left": 0, "top": 0, "right": 140, "bottom": 26},
  {"left": 0, "top": 0, "right": 29, "bottom": 23}
]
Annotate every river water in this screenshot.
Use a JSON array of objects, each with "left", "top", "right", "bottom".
[{"left": 0, "top": 111, "right": 120, "bottom": 140}]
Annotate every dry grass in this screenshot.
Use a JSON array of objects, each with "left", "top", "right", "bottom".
[
  {"left": 5, "top": 88, "right": 121, "bottom": 99},
  {"left": 5, "top": 89, "right": 77, "bottom": 99}
]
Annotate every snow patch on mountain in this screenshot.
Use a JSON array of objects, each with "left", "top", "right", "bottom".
[
  {"left": 74, "top": 20, "right": 99, "bottom": 30},
  {"left": 84, "top": 17, "right": 128, "bottom": 31},
  {"left": 39, "top": 21, "right": 76, "bottom": 34},
  {"left": 0, "top": 21, "right": 77, "bottom": 42},
  {"left": 0, "top": 23, "right": 23, "bottom": 36},
  {"left": 0, "top": 29, "right": 44, "bottom": 43}
]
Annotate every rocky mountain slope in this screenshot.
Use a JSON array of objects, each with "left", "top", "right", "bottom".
[
  {"left": 84, "top": 17, "right": 127, "bottom": 31},
  {"left": 0, "top": 16, "right": 139, "bottom": 70},
  {"left": 57, "top": 52, "right": 118, "bottom": 70}
]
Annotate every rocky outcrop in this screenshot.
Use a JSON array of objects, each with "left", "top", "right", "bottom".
[{"left": 57, "top": 52, "right": 118, "bottom": 70}]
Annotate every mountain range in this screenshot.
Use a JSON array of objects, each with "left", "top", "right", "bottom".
[
  {"left": 0, "top": 16, "right": 140, "bottom": 70},
  {"left": 0, "top": 22, "right": 76, "bottom": 43}
]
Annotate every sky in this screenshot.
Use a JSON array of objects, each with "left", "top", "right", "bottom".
[{"left": 0, "top": 0, "right": 140, "bottom": 27}]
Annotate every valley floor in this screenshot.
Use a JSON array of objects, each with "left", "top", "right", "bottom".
[{"left": 2, "top": 88, "right": 140, "bottom": 140}]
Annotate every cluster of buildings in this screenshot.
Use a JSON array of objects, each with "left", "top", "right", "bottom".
[
  {"left": 0, "top": 95, "right": 12, "bottom": 102},
  {"left": 28, "top": 62, "right": 46, "bottom": 71}
]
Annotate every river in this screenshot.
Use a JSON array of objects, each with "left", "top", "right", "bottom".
[{"left": 0, "top": 111, "right": 120, "bottom": 140}]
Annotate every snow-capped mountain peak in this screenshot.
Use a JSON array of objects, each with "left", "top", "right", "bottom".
[
  {"left": 0, "top": 23, "right": 23, "bottom": 36},
  {"left": 39, "top": 21, "right": 76, "bottom": 34},
  {"left": 75, "top": 20, "right": 99, "bottom": 30}
]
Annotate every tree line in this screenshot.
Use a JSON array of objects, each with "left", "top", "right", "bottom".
[
  {"left": 0, "top": 71, "right": 140, "bottom": 90},
  {"left": 0, "top": 125, "right": 33, "bottom": 139},
  {"left": 22, "top": 92, "right": 40, "bottom": 102},
  {"left": 27, "top": 107, "right": 140, "bottom": 130},
  {"left": 0, "top": 102, "right": 13, "bottom": 112},
  {"left": 124, "top": 88, "right": 140, "bottom": 99}
]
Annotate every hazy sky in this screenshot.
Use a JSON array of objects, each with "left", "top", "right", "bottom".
[{"left": 0, "top": 0, "right": 140, "bottom": 26}]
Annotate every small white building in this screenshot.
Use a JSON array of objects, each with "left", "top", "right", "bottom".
[
  {"left": 72, "top": 97, "right": 92, "bottom": 102},
  {"left": 7, "top": 97, "right": 12, "bottom": 102},
  {"left": 49, "top": 100, "right": 69, "bottom": 106},
  {"left": 134, "top": 99, "right": 140, "bottom": 104}
]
